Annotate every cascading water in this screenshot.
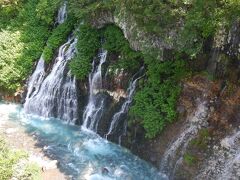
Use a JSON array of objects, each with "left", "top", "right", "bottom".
[
  {"left": 160, "top": 101, "right": 209, "bottom": 179},
  {"left": 82, "top": 50, "right": 107, "bottom": 131},
  {"left": 1, "top": 102, "right": 168, "bottom": 180},
  {"left": 57, "top": 1, "right": 67, "bottom": 24},
  {"left": 105, "top": 68, "right": 144, "bottom": 144},
  {"left": 3, "top": 1, "right": 171, "bottom": 179},
  {"left": 24, "top": 2, "right": 78, "bottom": 123},
  {"left": 24, "top": 37, "right": 78, "bottom": 123},
  {"left": 24, "top": 56, "right": 45, "bottom": 106}
]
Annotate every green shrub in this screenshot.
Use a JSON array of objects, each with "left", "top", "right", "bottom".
[
  {"left": 43, "top": 17, "right": 76, "bottom": 63},
  {"left": 131, "top": 52, "right": 188, "bottom": 138},
  {"left": 102, "top": 25, "right": 142, "bottom": 71},
  {"left": 22, "top": 163, "right": 41, "bottom": 180},
  {"left": 69, "top": 24, "right": 101, "bottom": 79},
  {"left": 68, "top": 0, "right": 114, "bottom": 20},
  {"left": 0, "top": 0, "right": 63, "bottom": 91},
  {"left": 36, "top": 0, "right": 61, "bottom": 24},
  {"left": 191, "top": 128, "right": 209, "bottom": 150},
  {"left": 0, "top": 138, "right": 27, "bottom": 180},
  {"left": 184, "top": 153, "right": 197, "bottom": 166}
]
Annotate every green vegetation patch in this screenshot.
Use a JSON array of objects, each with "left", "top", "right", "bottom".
[
  {"left": 130, "top": 53, "right": 188, "bottom": 138},
  {"left": 43, "top": 17, "right": 76, "bottom": 63},
  {"left": 183, "top": 153, "right": 197, "bottom": 166},
  {"left": 70, "top": 24, "right": 142, "bottom": 80},
  {"left": 102, "top": 25, "right": 142, "bottom": 72},
  {"left": 0, "top": 137, "right": 41, "bottom": 180},
  {"left": 20, "top": 163, "right": 41, "bottom": 180},
  {"left": 69, "top": 24, "right": 101, "bottom": 79},
  {"left": 0, "top": 0, "right": 62, "bottom": 92},
  {"left": 190, "top": 128, "right": 210, "bottom": 150}
]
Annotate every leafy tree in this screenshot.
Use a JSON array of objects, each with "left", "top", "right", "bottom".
[{"left": 0, "top": 0, "right": 64, "bottom": 91}]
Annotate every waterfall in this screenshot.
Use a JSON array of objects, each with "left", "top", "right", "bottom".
[
  {"left": 105, "top": 67, "right": 144, "bottom": 144},
  {"left": 57, "top": 1, "right": 67, "bottom": 24},
  {"left": 82, "top": 50, "right": 107, "bottom": 131},
  {"left": 24, "top": 57, "right": 45, "bottom": 107},
  {"left": 24, "top": 2, "right": 79, "bottom": 123},
  {"left": 24, "top": 37, "right": 78, "bottom": 123},
  {"left": 160, "top": 101, "right": 209, "bottom": 179}
]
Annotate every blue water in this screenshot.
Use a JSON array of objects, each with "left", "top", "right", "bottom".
[{"left": 0, "top": 102, "right": 168, "bottom": 180}]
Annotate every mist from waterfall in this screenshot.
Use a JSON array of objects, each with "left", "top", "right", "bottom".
[{"left": 82, "top": 50, "right": 107, "bottom": 131}]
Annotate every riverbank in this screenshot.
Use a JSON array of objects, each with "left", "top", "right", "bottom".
[{"left": 0, "top": 103, "right": 67, "bottom": 180}]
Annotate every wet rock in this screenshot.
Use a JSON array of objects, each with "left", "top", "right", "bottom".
[
  {"left": 150, "top": 155, "right": 157, "bottom": 163},
  {"left": 102, "top": 167, "right": 110, "bottom": 175}
]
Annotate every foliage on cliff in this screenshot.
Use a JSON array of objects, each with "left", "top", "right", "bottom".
[
  {"left": 70, "top": 24, "right": 101, "bottom": 79},
  {"left": 1, "top": 0, "right": 239, "bottom": 139},
  {"left": 131, "top": 54, "right": 187, "bottom": 138},
  {"left": 69, "top": 0, "right": 240, "bottom": 57},
  {"left": 43, "top": 17, "right": 76, "bottom": 63},
  {"left": 70, "top": 25, "right": 142, "bottom": 79},
  {"left": 102, "top": 25, "right": 141, "bottom": 71},
  {"left": 0, "top": 0, "right": 63, "bottom": 91}
]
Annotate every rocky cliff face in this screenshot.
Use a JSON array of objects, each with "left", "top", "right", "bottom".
[
  {"left": 90, "top": 9, "right": 240, "bottom": 92},
  {"left": 88, "top": 10, "right": 240, "bottom": 179},
  {"left": 90, "top": 7, "right": 174, "bottom": 53},
  {"left": 126, "top": 74, "right": 240, "bottom": 179},
  {"left": 207, "top": 20, "right": 240, "bottom": 80}
]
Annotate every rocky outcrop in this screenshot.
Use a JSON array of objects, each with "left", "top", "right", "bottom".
[
  {"left": 90, "top": 8, "right": 174, "bottom": 53},
  {"left": 213, "top": 20, "right": 240, "bottom": 57},
  {"left": 207, "top": 20, "right": 240, "bottom": 78},
  {"left": 0, "top": 91, "right": 22, "bottom": 103}
]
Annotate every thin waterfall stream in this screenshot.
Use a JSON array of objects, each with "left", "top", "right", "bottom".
[
  {"left": 57, "top": 1, "right": 67, "bottom": 24},
  {"left": 105, "top": 67, "right": 144, "bottom": 144},
  {"left": 160, "top": 101, "right": 209, "bottom": 178},
  {"left": 82, "top": 50, "right": 107, "bottom": 131}
]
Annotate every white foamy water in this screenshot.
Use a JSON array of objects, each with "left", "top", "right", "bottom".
[
  {"left": 105, "top": 67, "right": 144, "bottom": 143},
  {"left": 82, "top": 50, "right": 107, "bottom": 131},
  {"left": 1, "top": 102, "right": 168, "bottom": 180},
  {"left": 24, "top": 37, "right": 78, "bottom": 123}
]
